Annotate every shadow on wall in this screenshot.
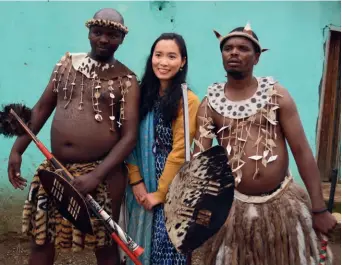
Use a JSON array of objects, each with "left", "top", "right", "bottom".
[
  {"left": 0, "top": 151, "right": 42, "bottom": 236},
  {"left": 0, "top": 189, "right": 26, "bottom": 236}
]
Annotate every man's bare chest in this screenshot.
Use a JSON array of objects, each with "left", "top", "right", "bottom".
[{"left": 52, "top": 53, "right": 133, "bottom": 131}]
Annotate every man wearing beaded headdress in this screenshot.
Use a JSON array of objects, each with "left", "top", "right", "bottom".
[
  {"left": 7, "top": 8, "right": 139, "bottom": 265},
  {"left": 190, "top": 23, "right": 337, "bottom": 265}
]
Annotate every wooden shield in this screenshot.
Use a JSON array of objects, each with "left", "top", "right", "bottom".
[
  {"left": 164, "top": 145, "right": 234, "bottom": 254},
  {"left": 38, "top": 169, "right": 94, "bottom": 235}
]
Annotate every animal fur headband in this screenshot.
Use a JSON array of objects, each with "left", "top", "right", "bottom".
[
  {"left": 85, "top": 19, "right": 129, "bottom": 35},
  {"left": 214, "top": 22, "right": 268, "bottom": 53}
]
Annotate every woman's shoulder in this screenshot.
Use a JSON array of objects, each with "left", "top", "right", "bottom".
[
  {"left": 174, "top": 87, "right": 200, "bottom": 119},
  {"left": 186, "top": 88, "right": 200, "bottom": 105}
]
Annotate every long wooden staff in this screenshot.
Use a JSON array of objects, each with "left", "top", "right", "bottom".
[
  {"left": 319, "top": 169, "right": 338, "bottom": 265},
  {"left": 9, "top": 109, "right": 144, "bottom": 265}
]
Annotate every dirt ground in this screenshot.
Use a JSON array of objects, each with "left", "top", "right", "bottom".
[
  {"left": 0, "top": 232, "right": 97, "bottom": 265},
  {"left": 0, "top": 233, "right": 340, "bottom": 265}
]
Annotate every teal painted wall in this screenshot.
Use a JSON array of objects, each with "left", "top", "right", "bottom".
[{"left": 0, "top": 1, "right": 340, "bottom": 232}]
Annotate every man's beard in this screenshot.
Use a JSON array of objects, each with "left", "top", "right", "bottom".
[{"left": 227, "top": 70, "right": 245, "bottom": 80}]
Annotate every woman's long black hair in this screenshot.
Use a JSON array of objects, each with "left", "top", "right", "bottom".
[{"left": 139, "top": 33, "right": 188, "bottom": 124}]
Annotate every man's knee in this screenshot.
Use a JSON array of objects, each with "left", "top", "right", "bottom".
[
  {"left": 30, "top": 241, "right": 55, "bottom": 253},
  {"left": 95, "top": 245, "right": 120, "bottom": 265},
  {"left": 29, "top": 242, "right": 55, "bottom": 265}
]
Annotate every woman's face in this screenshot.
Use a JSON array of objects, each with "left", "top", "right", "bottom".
[{"left": 152, "top": 39, "right": 186, "bottom": 83}]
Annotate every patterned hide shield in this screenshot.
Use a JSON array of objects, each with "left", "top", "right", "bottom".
[
  {"left": 38, "top": 169, "right": 94, "bottom": 235},
  {"left": 164, "top": 145, "right": 234, "bottom": 254}
]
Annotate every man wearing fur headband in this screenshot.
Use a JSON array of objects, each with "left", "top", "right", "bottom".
[
  {"left": 191, "top": 23, "right": 337, "bottom": 265},
  {"left": 7, "top": 8, "right": 139, "bottom": 265}
]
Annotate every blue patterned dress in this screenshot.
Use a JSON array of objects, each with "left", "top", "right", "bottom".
[{"left": 150, "top": 99, "right": 187, "bottom": 265}]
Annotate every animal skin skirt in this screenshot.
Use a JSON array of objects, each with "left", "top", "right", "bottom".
[
  {"left": 22, "top": 160, "right": 113, "bottom": 252},
  {"left": 191, "top": 176, "right": 333, "bottom": 265}
]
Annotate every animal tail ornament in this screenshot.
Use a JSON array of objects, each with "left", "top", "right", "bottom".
[
  {"left": 0, "top": 103, "right": 32, "bottom": 137},
  {"left": 0, "top": 103, "right": 144, "bottom": 265}
]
